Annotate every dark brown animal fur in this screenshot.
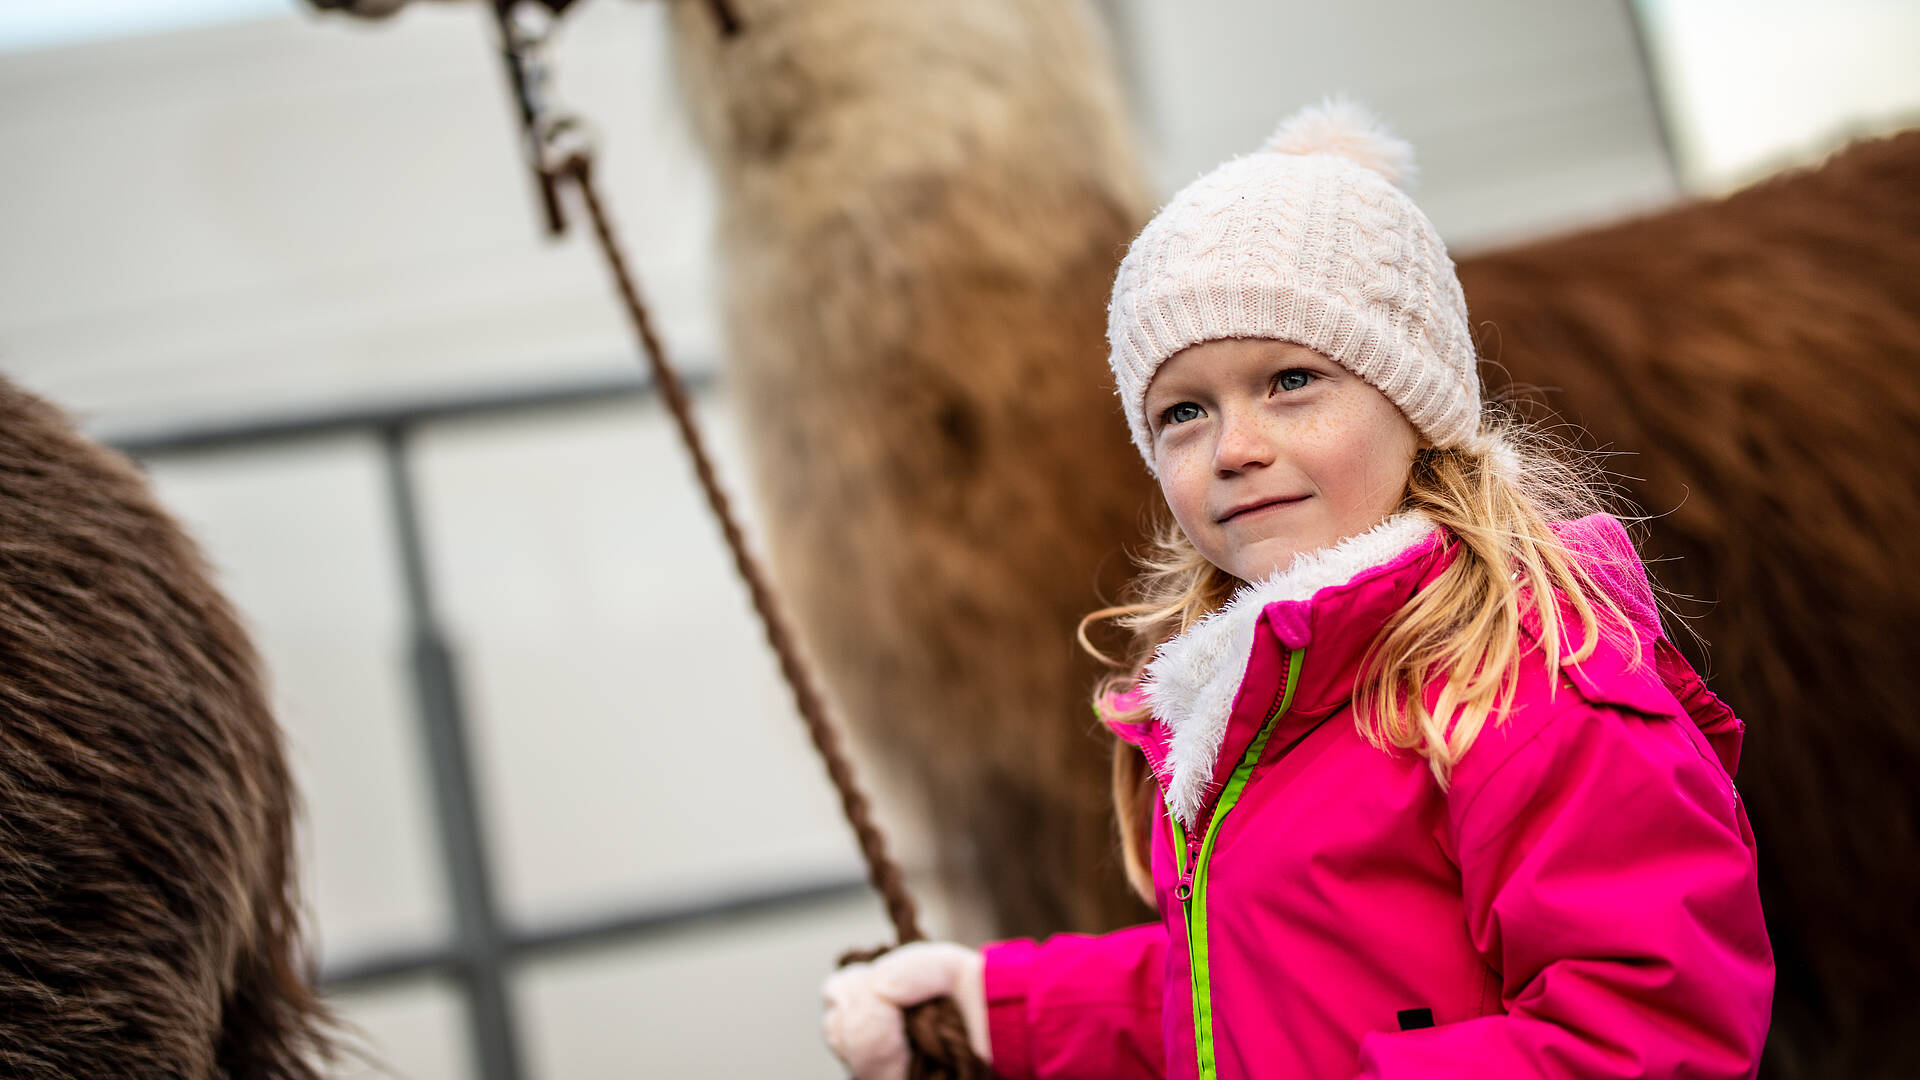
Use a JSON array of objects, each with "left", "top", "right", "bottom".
[
  {"left": 0, "top": 379, "right": 335, "bottom": 1077},
  {"left": 1457, "top": 130, "right": 1920, "bottom": 1079}
]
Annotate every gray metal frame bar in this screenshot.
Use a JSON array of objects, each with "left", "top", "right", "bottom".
[
  {"left": 382, "top": 422, "right": 524, "bottom": 1080},
  {"left": 100, "top": 371, "right": 697, "bottom": 457},
  {"left": 320, "top": 875, "right": 869, "bottom": 994}
]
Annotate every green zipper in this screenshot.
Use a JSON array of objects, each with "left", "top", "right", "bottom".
[{"left": 1171, "top": 648, "right": 1303, "bottom": 1080}]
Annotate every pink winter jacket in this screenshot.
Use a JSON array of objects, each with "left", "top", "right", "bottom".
[{"left": 981, "top": 513, "right": 1772, "bottom": 1079}]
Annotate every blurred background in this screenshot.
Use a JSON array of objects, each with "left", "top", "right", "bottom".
[{"left": 1, "top": 0, "right": 1915, "bottom": 1076}]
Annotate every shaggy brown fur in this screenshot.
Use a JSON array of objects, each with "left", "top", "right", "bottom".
[
  {"left": 666, "top": 0, "right": 1160, "bottom": 937},
  {"left": 0, "top": 379, "right": 335, "bottom": 1077},
  {"left": 1456, "top": 129, "right": 1920, "bottom": 1080}
]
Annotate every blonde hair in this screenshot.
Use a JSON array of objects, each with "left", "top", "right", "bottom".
[{"left": 1079, "top": 410, "right": 1644, "bottom": 901}]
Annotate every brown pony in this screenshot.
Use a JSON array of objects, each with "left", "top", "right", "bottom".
[{"left": 0, "top": 379, "right": 335, "bottom": 1077}]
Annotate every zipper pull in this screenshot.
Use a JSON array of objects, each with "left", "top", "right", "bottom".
[{"left": 1175, "top": 832, "right": 1203, "bottom": 901}]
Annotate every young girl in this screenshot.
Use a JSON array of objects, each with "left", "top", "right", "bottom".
[{"left": 821, "top": 99, "right": 1773, "bottom": 1079}]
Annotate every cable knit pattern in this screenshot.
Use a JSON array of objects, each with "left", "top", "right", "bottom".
[{"left": 1108, "top": 98, "right": 1479, "bottom": 472}]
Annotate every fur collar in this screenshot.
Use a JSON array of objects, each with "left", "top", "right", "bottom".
[{"left": 1140, "top": 513, "right": 1439, "bottom": 827}]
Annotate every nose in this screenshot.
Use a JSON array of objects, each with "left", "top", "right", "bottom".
[{"left": 1212, "top": 405, "right": 1275, "bottom": 476}]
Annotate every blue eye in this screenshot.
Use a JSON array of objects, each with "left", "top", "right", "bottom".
[
  {"left": 1162, "top": 402, "right": 1204, "bottom": 426},
  {"left": 1274, "top": 369, "right": 1314, "bottom": 392}
]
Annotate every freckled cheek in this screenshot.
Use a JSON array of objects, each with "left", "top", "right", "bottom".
[
  {"left": 1165, "top": 462, "right": 1204, "bottom": 509},
  {"left": 1286, "top": 413, "right": 1328, "bottom": 440},
  {"left": 1157, "top": 455, "right": 1215, "bottom": 533},
  {"left": 1293, "top": 410, "right": 1407, "bottom": 510}
]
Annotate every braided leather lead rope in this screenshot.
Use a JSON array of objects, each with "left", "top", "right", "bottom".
[
  {"left": 542, "top": 139, "right": 988, "bottom": 1080},
  {"left": 486, "top": 6, "right": 988, "bottom": 1068}
]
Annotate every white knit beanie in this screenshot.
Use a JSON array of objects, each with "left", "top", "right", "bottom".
[{"left": 1108, "top": 98, "right": 1480, "bottom": 473}]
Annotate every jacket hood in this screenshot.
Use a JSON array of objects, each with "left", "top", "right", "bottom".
[{"left": 1550, "top": 513, "right": 1746, "bottom": 777}]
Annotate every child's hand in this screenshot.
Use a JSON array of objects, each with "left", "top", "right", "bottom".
[{"left": 820, "top": 941, "right": 990, "bottom": 1079}]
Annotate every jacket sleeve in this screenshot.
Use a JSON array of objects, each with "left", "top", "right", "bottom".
[
  {"left": 981, "top": 923, "right": 1166, "bottom": 1080},
  {"left": 1354, "top": 699, "right": 1774, "bottom": 1079}
]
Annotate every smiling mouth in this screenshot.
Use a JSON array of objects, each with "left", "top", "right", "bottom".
[{"left": 1218, "top": 495, "right": 1308, "bottom": 523}]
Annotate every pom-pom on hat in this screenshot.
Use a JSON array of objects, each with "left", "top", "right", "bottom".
[{"left": 1107, "top": 97, "right": 1480, "bottom": 473}]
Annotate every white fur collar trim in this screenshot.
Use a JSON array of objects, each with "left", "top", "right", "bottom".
[{"left": 1140, "top": 513, "right": 1438, "bottom": 828}]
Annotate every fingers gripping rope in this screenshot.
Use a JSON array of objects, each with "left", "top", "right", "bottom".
[{"left": 837, "top": 945, "right": 990, "bottom": 1080}]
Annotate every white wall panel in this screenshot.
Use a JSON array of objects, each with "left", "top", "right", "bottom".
[
  {"left": 0, "top": 2, "right": 719, "bottom": 432},
  {"left": 1637, "top": 0, "right": 1920, "bottom": 191},
  {"left": 518, "top": 895, "right": 890, "bottom": 1080},
  {"left": 1114, "top": 0, "right": 1679, "bottom": 249},
  {"left": 409, "top": 395, "right": 939, "bottom": 926},
  {"left": 331, "top": 978, "right": 475, "bottom": 1080}
]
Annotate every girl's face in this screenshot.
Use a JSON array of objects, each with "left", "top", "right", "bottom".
[{"left": 1145, "top": 337, "right": 1421, "bottom": 583}]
